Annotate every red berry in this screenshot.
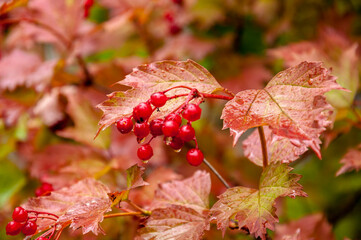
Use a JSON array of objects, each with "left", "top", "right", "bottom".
[
  {"left": 133, "top": 102, "right": 153, "bottom": 122},
  {"left": 41, "top": 183, "right": 53, "bottom": 194},
  {"left": 164, "top": 12, "right": 174, "bottom": 22},
  {"left": 137, "top": 144, "right": 153, "bottom": 161},
  {"left": 35, "top": 187, "right": 44, "bottom": 197},
  {"left": 178, "top": 124, "right": 195, "bottom": 142},
  {"left": 165, "top": 113, "right": 182, "bottom": 126},
  {"left": 150, "top": 119, "right": 164, "bottom": 136},
  {"left": 150, "top": 92, "right": 168, "bottom": 108},
  {"left": 169, "top": 136, "right": 184, "bottom": 150},
  {"left": 12, "top": 207, "right": 28, "bottom": 223},
  {"left": 22, "top": 220, "right": 37, "bottom": 236},
  {"left": 116, "top": 117, "right": 133, "bottom": 134},
  {"left": 6, "top": 221, "right": 22, "bottom": 236},
  {"left": 172, "top": 0, "right": 183, "bottom": 5},
  {"left": 186, "top": 148, "right": 204, "bottom": 166},
  {"left": 162, "top": 120, "right": 180, "bottom": 137},
  {"left": 134, "top": 122, "right": 150, "bottom": 139},
  {"left": 169, "top": 24, "right": 181, "bottom": 35},
  {"left": 84, "top": 0, "right": 94, "bottom": 8},
  {"left": 182, "top": 104, "right": 201, "bottom": 122}
]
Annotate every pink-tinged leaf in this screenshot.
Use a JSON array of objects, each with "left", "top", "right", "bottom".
[
  {"left": 22, "top": 178, "right": 112, "bottom": 235},
  {"left": 137, "top": 171, "right": 211, "bottom": 240},
  {"left": 56, "top": 86, "right": 111, "bottom": 149},
  {"left": 268, "top": 28, "right": 359, "bottom": 109},
  {"left": 274, "top": 213, "right": 334, "bottom": 240},
  {"left": 0, "top": 97, "right": 27, "bottom": 127},
  {"left": 18, "top": 143, "right": 107, "bottom": 189},
  {"left": 210, "top": 163, "right": 307, "bottom": 240},
  {"left": 126, "top": 164, "right": 149, "bottom": 190},
  {"left": 97, "top": 59, "right": 225, "bottom": 133},
  {"left": 336, "top": 145, "right": 361, "bottom": 176},
  {"left": 137, "top": 205, "right": 210, "bottom": 240},
  {"left": 0, "top": 49, "right": 56, "bottom": 92},
  {"left": 221, "top": 61, "right": 342, "bottom": 157},
  {"left": 151, "top": 170, "right": 211, "bottom": 214},
  {"left": 0, "top": 0, "right": 27, "bottom": 15}
]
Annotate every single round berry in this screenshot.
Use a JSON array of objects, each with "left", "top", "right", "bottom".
[
  {"left": 22, "top": 220, "right": 37, "bottom": 236},
  {"left": 137, "top": 144, "right": 153, "bottom": 161},
  {"left": 182, "top": 104, "right": 202, "bottom": 122},
  {"left": 150, "top": 92, "right": 168, "bottom": 108},
  {"left": 134, "top": 122, "right": 150, "bottom": 139},
  {"left": 169, "top": 136, "right": 184, "bottom": 150},
  {"left": 178, "top": 124, "right": 195, "bottom": 142},
  {"left": 172, "top": 0, "right": 183, "bottom": 5},
  {"left": 169, "top": 24, "right": 181, "bottom": 35},
  {"left": 6, "top": 221, "right": 22, "bottom": 236},
  {"left": 35, "top": 187, "right": 44, "bottom": 197},
  {"left": 162, "top": 120, "right": 180, "bottom": 137},
  {"left": 165, "top": 113, "right": 182, "bottom": 126},
  {"left": 150, "top": 119, "right": 164, "bottom": 136},
  {"left": 41, "top": 183, "right": 53, "bottom": 194},
  {"left": 186, "top": 148, "right": 204, "bottom": 166},
  {"left": 133, "top": 102, "right": 153, "bottom": 122},
  {"left": 12, "top": 207, "right": 28, "bottom": 223},
  {"left": 116, "top": 117, "right": 133, "bottom": 134}
]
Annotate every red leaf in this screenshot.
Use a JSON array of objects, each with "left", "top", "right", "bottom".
[
  {"left": 137, "top": 171, "right": 211, "bottom": 239},
  {"left": 0, "top": 0, "right": 27, "bottom": 15},
  {"left": 221, "top": 61, "right": 343, "bottom": 158},
  {"left": 97, "top": 59, "right": 225, "bottom": 133},
  {"left": 151, "top": 170, "right": 211, "bottom": 214},
  {"left": 137, "top": 205, "right": 210, "bottom": 240},
  {"left": 22, "top": 178, "right": 112, "bottom": 235},
  {"left": 210, "top": 163, "right": 307, "bottom": 240},
  {"left": 274, "top": 213, "right": 334, "bottom": 240},
  {"left": 336, "top": 145, "right": 361, "bottom": 176},
  {"left": 0, "top": 49, "right": 56, "bottom": 92}
]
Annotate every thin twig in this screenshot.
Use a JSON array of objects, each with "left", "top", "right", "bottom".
[
  {"left": 103, "top": 211, "right": 142, "bottom": 219},
  {"left": 258, "top": 126, "right": 268, "bottom": 169},
  {"left": 126, "top": 200, "right": 151, "bottom": 216},
  {"left": 76, "top": 55, "right": 93, "bottom": 86},
  {"left": 203, "top": 158, "right": 230, "bottom": 189}
]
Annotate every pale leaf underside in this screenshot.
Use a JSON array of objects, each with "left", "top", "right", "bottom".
[
  {"left": 97, "top": 59, "right": 225, "bottom": 132},
  {"left": 336, "top": 145, "right": 361, "bottom": 176},
  {"left": 137, "top": 171, "right": 211, "bottom": 240},
  {"left": 210, "top": 163, "right": 307, "bottom": 240},
  {"left": 22, "top": 178, "right": 112, "bottom": 235},
  {"left": 222, "top": 61, "right": 342, "bottom": 158}
]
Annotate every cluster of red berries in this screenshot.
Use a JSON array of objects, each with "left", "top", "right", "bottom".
[
  {"left": 35, "top": 182, "right": 53, "bottom": 197},
  {"left": 6, "top": 207, "right": 38, "bottom": 237},
  {"left": 116, "top": 91, "right": 204, "bottom": 166},
  {"left": 83, "top": 0, "right": 94, "bottom": 18}
]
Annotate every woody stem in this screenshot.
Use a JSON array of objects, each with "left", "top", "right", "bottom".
[{"left": 258, "top": 126, "right": 268, "bottom": 169}]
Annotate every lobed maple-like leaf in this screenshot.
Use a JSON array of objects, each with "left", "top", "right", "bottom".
[
  {"left": 97, "top": 59, "right": 225, "bottom": 133},
  {"left": 210, "top": 163, "right": 307, "bottom": 240},
  {"left": 22, "top": 178, "right": 112, "bottom": 235},
  {"left": 336, "top": 145, "right": 361, "bottom": 176},
  {"left": 150, "top": 170, "right": 211, "bottom": 214},
  {"left": 137, "top": 171, "right": 211, "bottom": 240},
  {"left": 137, "top": 205, "right": 210, "bottom": 240},
  {"left": 274, "top": 213, "right": 334, "bottom": 240},
  {"left": 0, "top": 49, "right": 56, "bottom": 92},
  {"left": 221, "top": 61, "right": 342, "bottom": 158},
  {"left": 268, "top": 28, "right": 359, "bottom": 109}
]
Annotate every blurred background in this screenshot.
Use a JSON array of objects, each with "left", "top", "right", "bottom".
[{"left": 0, "top": 0, "right": 361, "bottom": 239}]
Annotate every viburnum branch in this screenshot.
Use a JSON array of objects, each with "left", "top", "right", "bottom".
[
  {"left": 258, "top": 126, "right": 268, "bottom": 169},
  {"left": 162, "top": 85, "right": 194, "bottom": 93},
  {"left": 103, "top": 211, "right": 143, "bottom": 219},
  {"left": 27, "top": 210, "right": 59, "bottom": 219},
  {"left": 76, "top": 55, "right": 94, "bottom": 87},
  {"left": 126, "top": 200, "right": 151, "bottom": 216},
  {"left": 203, "top": 158, "right": 230, "bottom": 188},
  {"left": 200, "top": 92, "right": 234, "bottom": 101}
]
